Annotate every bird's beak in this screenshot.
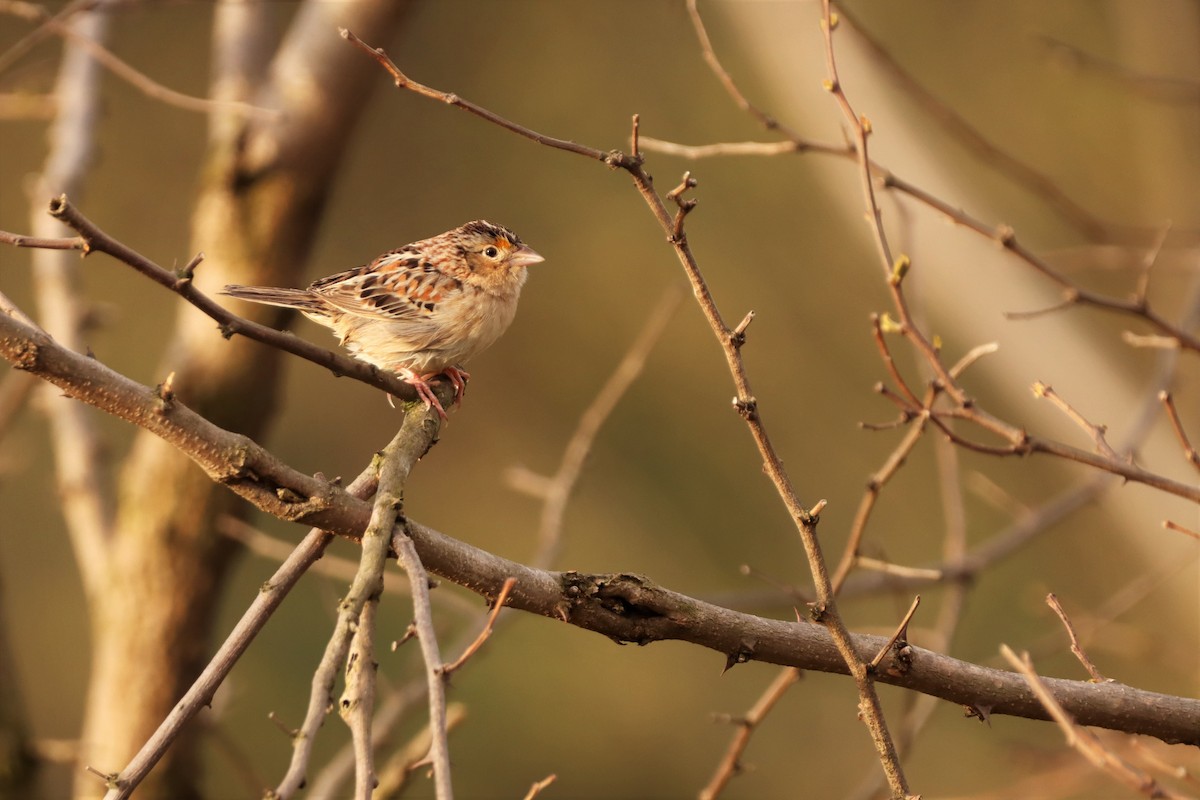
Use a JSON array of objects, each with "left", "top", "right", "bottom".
[{"left": 510, "top": 245, "right": 545, "bottom": 268}]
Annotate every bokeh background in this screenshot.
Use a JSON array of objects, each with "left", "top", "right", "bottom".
[{"left": 1, "top": 1, "right": 1198, "bottom": 797}]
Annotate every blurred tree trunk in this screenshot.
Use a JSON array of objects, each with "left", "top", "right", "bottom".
[{"left": 74, "top": 2, "right": 413, "bottom": 796}]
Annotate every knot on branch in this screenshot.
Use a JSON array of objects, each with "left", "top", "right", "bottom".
[
  {"left": 176, "top": 252, "right": 203, "bottom": 284},
  {"left": 603, "top": 149, "right": 632, "bottom": 169},
  {"left": 6, "top": 339, "right": 42, "bottom": 371},
  {"left": 729, "top": 311, "right": 756, "bottom": 350},
  {"left": 722, "top": 641, "right": 757, "bottom": 674},
  {"left": 48, "top": 194, "right": 69, "bottom": 219},
  {"left": 559, "top": 571, "right": 676, "bottom": 645},
  {"left": 154, "top": 371, "right": 176, "bottom": 413},
  {"left": 665, "top": 172, "right": 700, "bottom": 243},
  {"left": 732, "top": 395, "right": 758, "bottom": 421}
]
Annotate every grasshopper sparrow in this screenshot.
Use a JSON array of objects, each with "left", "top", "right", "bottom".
[{"left": 224, "top": 220, "right": 544, "bottom": 418}]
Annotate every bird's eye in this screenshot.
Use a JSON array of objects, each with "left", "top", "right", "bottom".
[{"left": 483, "top": 246, "right": 500, "bottom": 258}]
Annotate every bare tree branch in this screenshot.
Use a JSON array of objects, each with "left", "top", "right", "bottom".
[{"left": 3, "top": 309, "right": 1195, "bottom": 748}]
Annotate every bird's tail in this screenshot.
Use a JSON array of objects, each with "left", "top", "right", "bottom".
[{"left": 222, "top": 284, "right": 325, "bottom": 312}]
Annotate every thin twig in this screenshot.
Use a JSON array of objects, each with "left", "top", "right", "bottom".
[
  {"left": 1015, "top": 555, "right": 1200, "bottom": 671},
  {"left": 1124, "top": 332, "right": 1183, "bottom": 349},
  {"left": 1045, "top": 594, "right": 1108, "bottom": 683},
  {"left": 0, "top": 0, "right": 92, "bottom": 77},
  {"left": 867, "top": 596, "right": 920, "bottom": 673},
  {"left": 522, "top": 774, "right": 558, "bottom": 800},
  {"left": 0, "top": 230, "right": 84, "bottom": 249},
  {"left": 948, "top": 342, "right": 1000, "bottom": 379},
  {"left": 852, "top": 558, "right": 943, "bottom": 582},
  {"left": 1031, "top": 382, "right": 1119, "bottom": 460},
  {"left": 853, "top": 362, "right": 1200, "bottom": 502},
  {"left": 846, "top": 426, "right": 975, "bottom": 800},
  {"left": 698, "top": 666, "right": 801, "bottom": 800},
  {"left": 1003, "top": 295, "right": 1080, "bottom": 321},
  {"left": 442, "top": 577, "right": 516, "bottom": 677},
  {"left": 1124, "top": 736, "right": 1200, "bottom": 790},
  {"left": 340, "top": 28, "right": 625, "bottom": 167},
  {"left": 373, "top": 704, "right": 467, "bottom": 800},
  {"left": 390, "top": 526, "right": 452, "bottom": 799},
  {"left": 1038, "top": 34, "right": 1200, "bottom": 105},
  {"left": 685, "top": 0, "right": 801, "bottom": 138},
  {"left": 1158, "top": 391, "right": 1200, "bottom": 472},
  {"left": 513, "top": 284, "right": 682, "bottom": 567},
  {"left": 1163, "top": 520, "right": 1199, "bottom": 541},
  {"left": 869, "top": 314, "right": 924, "bottom": 408},
  {"left": 832, "top": 400, "right": 930, "bottom": 594},
  {"left": 638, "top": 136, "right": 820, "bottom": 159},
  {"left": 1133, "top": 222, "right": 1172, "bottom": 306}
]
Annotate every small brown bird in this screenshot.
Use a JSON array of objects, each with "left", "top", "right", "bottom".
[{"left": 223, "top": 220, "right": 544, "bottom": 418}]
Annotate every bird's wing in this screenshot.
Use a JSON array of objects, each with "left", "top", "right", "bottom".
[{"left": 309, "top": 250, "right": 467, "bottom": 343}]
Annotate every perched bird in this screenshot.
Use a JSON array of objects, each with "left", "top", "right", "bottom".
[{"left": 223, "top": 220, "right": 544, "bottom": 419}]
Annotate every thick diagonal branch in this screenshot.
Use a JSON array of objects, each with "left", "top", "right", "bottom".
[{"left": 3, "top": 310, "right": 1196, "bottom": 748}]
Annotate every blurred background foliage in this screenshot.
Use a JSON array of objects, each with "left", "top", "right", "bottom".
[{"left": 1, "top": 1, "right": 1197, "bottom": 797}]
